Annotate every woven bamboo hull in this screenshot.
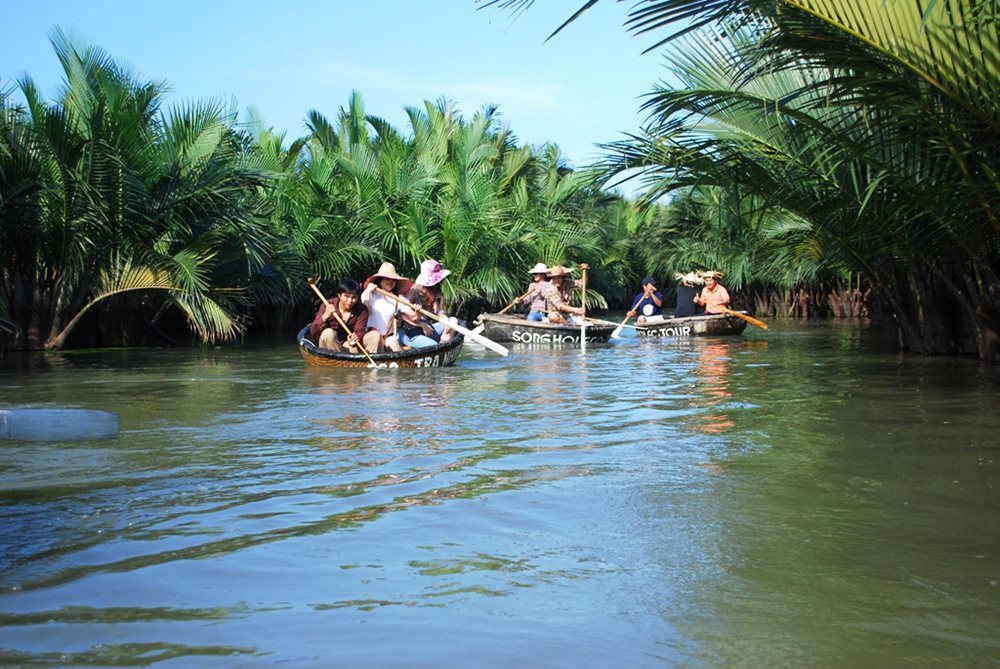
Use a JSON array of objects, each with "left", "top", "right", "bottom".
[
  {"left": 634, "top": 313, "right": 747, "bottom": 338},
  {"left": 478, "top": 313, "right": 615, "bottom": 343},
  {"left": 297, "top": 326, "right": 464, "bottom": 368}
]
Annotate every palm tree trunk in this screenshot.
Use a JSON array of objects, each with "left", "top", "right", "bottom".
[
  {"left": 876, "top": 280, "right": 929, "bottom": 355},
  {"left": 46, "top": 299, "right": 94, "bottom": 350}
]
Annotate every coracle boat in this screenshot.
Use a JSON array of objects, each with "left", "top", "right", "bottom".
[
  {"left": 297, "top": 326, "right": 464, "bottom": 368},
  {"left": 634, "top": 312, "right": 748, "bottom": 338},
  {"left": 477, "top": 313, "right": 615, "bottom": 344}
]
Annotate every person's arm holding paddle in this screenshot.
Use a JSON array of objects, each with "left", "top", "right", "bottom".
[
  {"left": 625, "top": 291, "right": 644, "bottom": 319},
  {"left": 543, "top": 267, "right": 584, "bottom": 323},
  {"left": 312, "top": 302, "right": 361, "bottom": 350},
  {"left": 398, "top": 295, "right": 437, "bottom": 340},
  {"left": 648, "top": 284, "right": 663, "bottom": 309},
  {"left": 343, "top": 301, "right": 368, "bottom": 351},
  {"left": 309, "top": 279, "right": 368, "bottom": 352},
  {"left": 372, "top": 287, "right": 510, "bottom": 357},
  {"left": 307, "top": 278, "right": 383, "bottom": 367}
]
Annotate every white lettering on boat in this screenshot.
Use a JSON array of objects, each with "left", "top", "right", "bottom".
[
  {"left": 512, "top": 330, "right": 591, "bottom": 343},
  {"left": 637, "top": 325, "right": 692, "bottom": 338},
  {"left": 413, "top": 355, "right": 441, "bottom": 367}
]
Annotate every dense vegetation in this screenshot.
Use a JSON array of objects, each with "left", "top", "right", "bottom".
[
  {"left": 0, "top": 31, "right": 648, "bottom": 351},
  {"left": 487, "top": 0, "right": 999, "bottom": 359},
  {"left": 4, "top": 0, "right": 999, "bottom": 361}
]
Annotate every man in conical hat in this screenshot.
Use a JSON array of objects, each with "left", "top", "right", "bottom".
[
  {"left": 543, "top": 265, "right": 585, "bottom": 324},
  {"left": 551, "top": 265, "right": 585, "bottom": 308}
]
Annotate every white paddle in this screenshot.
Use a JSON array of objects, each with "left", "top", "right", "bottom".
[
  {"left": 579, "top": 264, "right": 588, "bottom": 354},
  {"left": 611, "top": 314, "right": 631, "bottom": 339},
  {"left": 374, "top": 287, "right": 509, "bottom": 357}
]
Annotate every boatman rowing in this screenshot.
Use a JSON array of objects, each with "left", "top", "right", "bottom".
[{"left": 693, "top": 270, "right": 731, "bottom": 314}]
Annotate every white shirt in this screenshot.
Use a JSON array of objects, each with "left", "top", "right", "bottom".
[{"left": 365, "top": 291, "right": 398, "bottom": 336}]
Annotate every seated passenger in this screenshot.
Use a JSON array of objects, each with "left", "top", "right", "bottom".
[
  {"left": 627, "top": 276, "right": 664, "bottom": 324},
  {"left": 694, "top": 270, "right": 731, "bottom": 314},
  {"left": 555, "top": 265, "right": 584, "bottom": 308},
  {"left": 398, "top": 259, "right": 456, "bottom": 349},
  {"left": 520, "top": 263, "right": 552, "bottom": 321},
  {"left": 361, "top": 262, "right": 411, "bottom": 352},
  {"left": 543, "top": 266, "right": 585, "bottom": 324},
  {"left": 673, "top": 272, "right": 705, "bottom": 318},
  {"left": 309, "top": 278, "right": 369, "bottom": 353}
]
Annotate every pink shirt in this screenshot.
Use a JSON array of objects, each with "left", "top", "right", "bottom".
[
  {"left": 700, "top": 285, "right": 731, "bottom": 314},
  {"left": 522, "top": 280, "right": 551, "bottom": 312}
]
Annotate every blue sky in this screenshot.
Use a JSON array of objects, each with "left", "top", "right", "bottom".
[{"left": 1, "top": 1, "right": 673, "bottom": 178}]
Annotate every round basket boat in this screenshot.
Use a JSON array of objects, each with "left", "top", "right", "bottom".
[
  {"left": 634, "top": 312, "right": 748, "bottom": 338},
  {"left": 297, "top": 326, "right": 464, "bottom": 368},
  {"left": 477, "top": 313, "right": 615, "bottom": 344}
]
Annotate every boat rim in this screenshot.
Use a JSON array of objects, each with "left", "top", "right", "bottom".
[{"left": 297, "top": 325, "right": 464, "bottom": 362}]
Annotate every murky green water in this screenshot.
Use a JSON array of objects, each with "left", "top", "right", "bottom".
[{"left": 0, "top": 322, "right": 997, "bottom": 667}]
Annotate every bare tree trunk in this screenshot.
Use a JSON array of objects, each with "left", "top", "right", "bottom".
[
  {"left": 876, "top": 280, "right": 929, "bottom": 354},
  {"left": 851, "top": 288, "right": 864, "bottom": 319},
  {"left": 26, "top": 283, "right": 48, "bottom": 351}
]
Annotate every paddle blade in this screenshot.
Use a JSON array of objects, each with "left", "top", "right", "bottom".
[
  {"left": 726, "top": 309, "right": 768, "bottom": 330},
  {"left": 470, "top": 324, "right": 485, "bottom": 336},
  {"left": 610, "top": 314, "right": 630, "bottom": 339}
]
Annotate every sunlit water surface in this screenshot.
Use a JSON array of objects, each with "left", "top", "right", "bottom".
[{"left": 0, "top": 322, "right": 998, "bottom": 667}]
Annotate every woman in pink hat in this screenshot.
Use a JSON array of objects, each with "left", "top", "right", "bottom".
[
  {"left": 397, "top": 259, "right": 456, "bottom": 348},
  {"left": 361, "top": 262, "right": 412, "bottom": 352}
]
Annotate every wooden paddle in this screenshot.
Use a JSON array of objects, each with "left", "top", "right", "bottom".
[
  {"left": 723, "top": 307, "right": 769, "bottom": 330},
  {"left": 580, "top": 264, "right": 588, "bottom": 353},
  {"left": 307, "top": 279, "right": 381, "bottom": 367},
  {"left": 498, "top": 289, "right": 533, "bottom": 316},
  {"left": 374, "top": 286, "right": 509, "bottom": 357},
  {"left": 470, "top": 289, "right": 533, "bottom": 336}
]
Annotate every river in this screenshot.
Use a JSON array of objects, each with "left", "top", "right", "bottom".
[{"left": 0, "top": 321, "right": 997, "bottom": 667}]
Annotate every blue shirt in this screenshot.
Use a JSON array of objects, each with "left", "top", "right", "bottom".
[{"left": 630, "top": 290, "right": 663, "bottom": 317}]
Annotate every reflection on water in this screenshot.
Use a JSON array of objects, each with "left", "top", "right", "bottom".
[
  {"left": 0, "top": 323, "right": 998, "bottom": 666},
  {"left": 691, "top": 341, "right": 735, "bottom": 434}
]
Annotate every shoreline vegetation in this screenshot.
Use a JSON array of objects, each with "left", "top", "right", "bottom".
[{"left": 3, "top": 0, "right": 999, "bottom": 360}]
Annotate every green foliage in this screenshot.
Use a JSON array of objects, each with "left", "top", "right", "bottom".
[
  {"left": 0, "top": 31, "right": 672, "bottom": 350},
  {"left": 273, "top": 94, "right": 625, "bottom": 317},
  {"left": 578, "top": 0, "right": 999, "bottom": 357},
  {"left": 1, "top": 30, "right": 272, "bottom": 349}
]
